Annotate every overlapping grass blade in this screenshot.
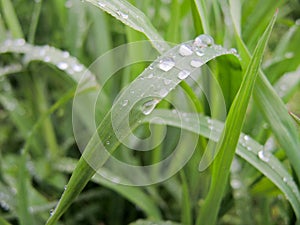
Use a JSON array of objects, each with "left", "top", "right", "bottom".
[
  {"left": 144, "top": 109, "right": 300, "bottom": 218},
  {"left": 232, "top": 17, "right": 300, "bottom": 184},
  {"left": 53, "top": 157, "right": 162, "bottom": 219},
  {"left": 196, "top": 12, "right": 277, "bottom": 225},
  {"left": 85, "top": 0, "right": 169, "bottom": 54},
  {"left": 129, "top": 220, "right": 180, "bottom": 225},
  {"left": 45, "top": 38, "right": 237, "bottom": 224}
]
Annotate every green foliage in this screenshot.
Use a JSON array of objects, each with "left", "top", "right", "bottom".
[{"left": 0, "top": 0, "right": 299, "bottom": 225}]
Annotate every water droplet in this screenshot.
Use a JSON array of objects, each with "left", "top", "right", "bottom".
[
  {"left": 73, "top": 64, "right": 84, "bottom": 72},
  {"left": 246, "top": 146, "right": 252, "bottom": 151},
  {"left": 116, "top": 10, "right": 128, "bottom": 19},
  {"left": 97, "top": 1, "right": 106, "bottom": 7},
  {"left": 177, "top": 70, "right": 190, "bottom": 80},
  {"left": 147, "top": 73, "right": 154, "bottom": 78},
  {"left": 284, "top": 52, "right": 294, "bottom": 59},
  {"left": 179, "top": 44, "right": 193, "bottom": 56},
  {"left": 130, "top": 89, "right": 135, "bottom": 94},
  {"left": 229, "top": 48, "right": 238, "bottom": 54},
  {"left": 121, "top": 99, "right": 129, "bottom": 106},
  {"left": 296, "top": 19, "right": 300, "bottom": 26},
  {"left": 64, "top": 185, "right": 67, "bottom": 190},
  {"left": 231, "top": 179, "right": 242, "bottom": 189},
  {"left": 283, "top": 177, "right": 289, "bottom": 183},
  {"left": 243, "top": 135, "right": 250, "bottom": 141},
  {"left": 62, "top": 51, "right": 70, "bottom": 58},
  {"left": 65, "top": 0, "right": 73, "bottom": 8},
  {"left": 106, "top": 140, "right": 110, "bottom": 145},
  {"left": 194, "top": 34, "right": 214, "bottom": 48},
  {"left": 44, "top": 56, "right": 50, "bottom": 62},
  {"left": 258, "top": 150, "right": 271, "bottom": 162},
  {"left": 50, "top": 209, "right": 54, "bottom": 216},
  {"left": 190, "top": 58, "right": 202, "bottom": 68},
  {"left": 141, "top": 99, "right": 159, "bottom": 115},
  {"left": 195, "top": 49, "right": 205, "bottom": 56},
  {"left": 158, "top": 57, "right": 175, "bottom": 72},
  {"left": 57, "top": 62, "right": 68, "bottom": 70},
  {"left": 15, "top": 39, "right": 25, "bottom": 46},
  {"left": 111, "top": 177, "right": 120, "bottom": 183}
]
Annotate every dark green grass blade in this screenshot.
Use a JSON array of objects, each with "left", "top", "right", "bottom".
[{"left": 196, "top": 11, "right": 277, "bottom": 225}]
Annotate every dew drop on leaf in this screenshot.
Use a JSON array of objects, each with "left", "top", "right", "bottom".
[
  {"left": 258, "top": 150, "right": 271, "bottom": 162},
  {"left": 121, "top": 99, "right": 129, "bottom": 107},
  {"left": 57, "top": 62, "right": 68, "bottom": 70},
  {"left": 177, "top": 70, "right": 190, "bottom": 80},
  {"left": 158, "top": 57, "right": 175, "bottom": 72},
  {"left": 190, "top": 58, "right": 202, "bottom": 68},
  {"left": 194, "top": 34, "right": 214, "bottom": 48},
  {"left": 141, "top": 99, "right": 159, "bottom": 115},
  {"left": 179, "top": 44, "right": 193, "bottom": 56}
]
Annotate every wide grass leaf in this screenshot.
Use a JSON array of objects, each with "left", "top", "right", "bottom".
[
  {"left": 45, "top": 37, "right": 237, "bottom": 224},
  {"left": 85, "top": 0, "right": 169, "bottom": 54},
  {"left": 196, "top": 11, "right": 277, "bottom": 225},
  {"left": 144, "top": 109, "right": 300, "bottom": 219}
]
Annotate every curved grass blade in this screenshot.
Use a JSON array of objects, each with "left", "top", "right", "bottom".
[
  {"left": 143, "top": 109, "right": 300, "bottom": 218},
  {"left": 0, "top": 39, "right": 96, "bottom": 85},
  {"left": 85, "top": 0, "right": 169, "bottom": 54},
  {"left": 196, "top": 12, "right": 277, "bottom": 225},
  {"left": 46, "top": 37, "right": 238, "bottom": 224},
  {"left": 53, "top": 157, "right": 162, "bottom": 219}
]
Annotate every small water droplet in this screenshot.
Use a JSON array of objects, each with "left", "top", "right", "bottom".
[
  {"left": 50, "top": 209, "right": 54, "bottom": 216},
  {"left": 15, "top": 39, "right": 25, "bottom": 46},
  {"left": 158, "top": 57, "right": 175, "bottom": 72},
  {"left": 65, "top": 0, "right": 73, "bottom": 8},
  {"left": 97, "top": 1, "right": 106, "bottom": 7},
  {"left": 147, "top": 73, "right": 154, "bottom": 78},
  {"left": 62, "top": 51, "right": 70, "bottom": 58},
  {"left": 57, "top": 62, "right": 68, "bottom": 70},
  {"left": 111, "top": 177, "right": 120, "bottom": 183},
  {"left": 229, "top": 48, "right": 238, "bottom": 54},
  {"left": 231, "top": 179, "right": 242, "bottom": 189},
  {"left": 130, "top": 89, "right": 135, "bottom": 94},
  {"left": 195, "top": 49, "right": 205, "bottom": 56},
  {"left": 141, "top": 99, "right": 159, "bottom": 115},
  {"left": 194, "top": 34, "right": 214, "bottom": 48},
  {"left": 177, "top": 70, "right": 190, "bottom": 80},
  {"left": 73, "top": 64, "right": 84, "bottom": 72},
  {"left": 116, "top": 10, "right": 128, "bottom": 19},
  {"left": 243, "top": 135, "right": 250, "bottom": 141},
  {"left": 179, "top": 44, "right": 193, "bottom": 56},
  {"left": 106, "top": 140, "right": 110, "bottom": 145},
  {"left": 284, "top": 52, "right": 294, "bottom": 59},
  {"left": 190, "top": 58, "right": 202, "bottom": 68},
  {"left": 258, "top": 150, "right": 271, "bottom": 162},
  {"left": 246, "top": 146, "right": 252, "bottom": 151},
  {"left": 64, "top": 185, "right": 67, "bottom": 190},
  {"left": 121, "top": 99, "right": 129, "bottom": 106}
]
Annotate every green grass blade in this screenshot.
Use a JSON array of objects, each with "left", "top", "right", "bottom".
[
  {"left": 53, "top": 157, "right": 162, "bottom": 219},
  {"left": 129, "top": 220, "right": 180, "bottom": 225},
  {"left": 196, "top": 12, "right": 277, "bottom": 225},
  {"left": 85, "top": 0, "right": 169, "bottom": 54},
  {"left": 180, "top": 171, "right": 192, "bottom": 225},
  {"left": 0, "top": 217, "right": 12, "bottom": 225},
  {"left": 46, "top": 37, "right": 237, "bottom": 224},
  {"left": 0, "top": 0, "right": 23, "bottom": 38},
  {"left": 289, "top": 112, "right": 300, "bottom": 126},
  {"left": 193, "top": 0, "right": 210, "bottom": 34},
  {"left": 144, "top": 109, "right": 300, "bottom": 219}
]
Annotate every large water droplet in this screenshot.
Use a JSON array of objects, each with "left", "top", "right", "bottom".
[
  {"left": 158, "top": 57, "right": 175, "bottom": 72},
  {"left": 194, "top": 34, "right": 214, "bottom": 48},
  {"left": 179, "top": 44, "right": 193, "bottom": 56},
  {"left": 57, "top": 62, "right": 68, "bottom": 70},
  {"left": 177, "top": 70, "right": 190, "bottom": 80},
  {"left": 258, "top": 150, "right": 271, "bottom": 162},
  {"left": 190, "top": 58, "right": 202, "bottom": 68},
  {"left": 62, "top": 51, "right": 70, "bottom": 58},
  {"left": 141, "top": 99, "right": 159, "bottom": 115}
]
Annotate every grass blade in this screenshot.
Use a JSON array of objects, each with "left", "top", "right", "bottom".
[
  {"left": 46, "top": 37, "right": 237, "bottom": 224},
  {"left": 85, "top": 0, "right": 169, "bottom": 54},
  {"left": 144, "top": 109, "right": 300, "bottom": 219},
  {"left": 196, "top": 11, "right": 277, "bottom": 225},
  {"left": 0, "top": 0, "right": 23, "bottom": 38}
]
